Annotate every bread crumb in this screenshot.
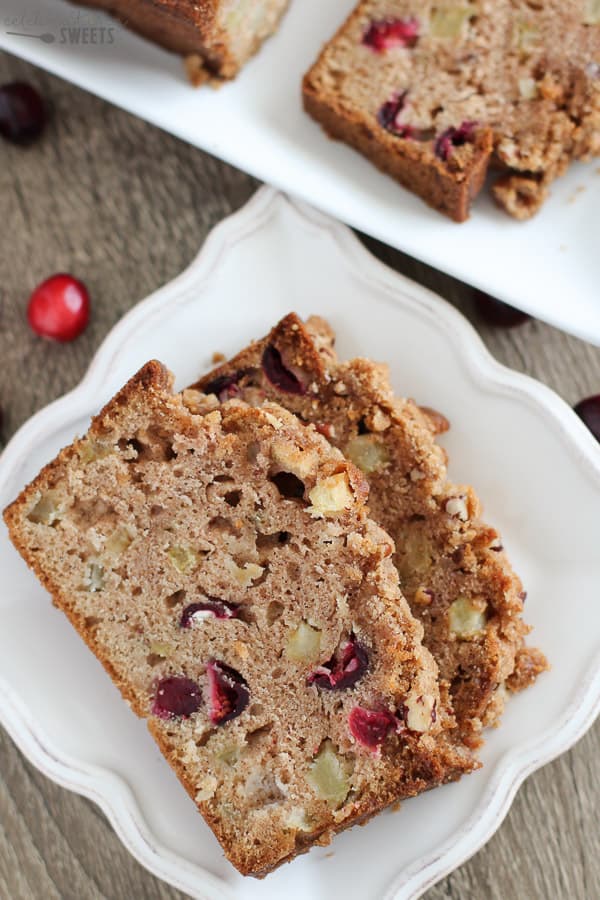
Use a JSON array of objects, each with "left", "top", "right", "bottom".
[
  {"left": 567, "top": 185, "right": 585, "bottom": 204},
  {"left": 184, "top": 54, "right": 210, "bottom": 88}
]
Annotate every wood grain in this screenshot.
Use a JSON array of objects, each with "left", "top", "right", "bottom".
[{"left": 1, "top": 50, "right": 598, "bottom": 900}]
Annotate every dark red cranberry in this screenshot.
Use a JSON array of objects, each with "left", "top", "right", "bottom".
[
  {"left": 206, "top": 660, "right": 249, "bottom": 725},
  {"left": 474, "top": 290, "right": 531, "bottom": 327},
  {"left": 308, "top": 638, "right": 368, "bottom": 690},
  {"left": 574, "top": 395, "right": 600, "bottom": 443},
  {"left": 27, "top": 274, "right": 90, "bottom": 341},
  {"left": 434, "top": 121, "right": 478, "bottom": 161},
  {"left": 203, "top": 371, "right": 247, "bottom": 402},
  {"left": 377, "top": 93, "right": 434, "bottom": 141},
  {"left": 180, "top": 599, "right": 240, "bottom": 627},
  {"left": 348, "top": 706, "right": 397, "bottom": 750},
  {"left": 377, "top": 92, "right": 407, "bottom": 132},
  {"left": 363, "top": 17, "right": 419, "bottom": 52},
  {"left": 0, "top": 82, "right": 46, "bottom": 144},
  {"left": 152, "top": 676, "right": 202, "bottom": 720},
  {"left": 261, "top": 345, "right": 306, "bottom": 394}
]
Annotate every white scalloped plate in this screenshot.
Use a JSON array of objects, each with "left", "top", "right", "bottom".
[
  {"left": 1, "top": 0, "right": 600, "bottom": 344},
  {"left": 1, "top": 187, "right": 599, "bottom": 900}
]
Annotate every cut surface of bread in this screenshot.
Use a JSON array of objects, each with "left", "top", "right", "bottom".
[
  {"left": 4, "top": 360, "right": 475, "bottom": 876},
  {"left": 192, "top": 314, "right": 548, "bottom": 748},
  {"left": 303, "top": 1, "right": 600, "bottom": 220},
  {"left": 73, "top": 0, "right": 290, "bottom": 81}
]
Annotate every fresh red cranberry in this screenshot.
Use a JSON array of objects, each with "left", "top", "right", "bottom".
[
  {"left": 206, "top": 660, "right": 249, "bottom": 725},
  {"left": 180, "top": 599, "right": 240, "bottom": 627},
  {"left": 574, "top": 395, "right": 600, "bottom": 443},
  {"left": 363, "top": 17, "right": 419, "bottom": 52},
  {"left": 474, "top": 290, "right": 531, "bottom": 327},
  {"left": 203, "top": 371, "right": 247, "bottom": 402},
  {"left": 0, "top": 82, "right": 46, "bottom": 144},
  {"left": 308, "top": 637, "right": 368, "bottom": 690},
  {"left": 434, "top": 121, "right": 478, "bottom": 161},
  {"left": 152, "top": 676, "right": 202, "bottom": 720},
  {"left": 348, "top": 706, "right": 398, "bottom": 750},
  {"left": 27, "top": 274, "right": 90, "bottom": 342},
  {"left": 261, "top": 344, "right": 306, "bottom": 394}
]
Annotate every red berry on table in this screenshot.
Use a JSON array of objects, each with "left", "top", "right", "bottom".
[
  {"left": 27, "top": 274, "right": 90, "bottom": 342},
  {"left": 0, "top": 82, "right": 46, "bottom": 144},
  {"left": 573, "top": 395, "right": 600, "bottom": 444},
  {"left": 474, "top": 290, "right": 531, "bottom": 328}
]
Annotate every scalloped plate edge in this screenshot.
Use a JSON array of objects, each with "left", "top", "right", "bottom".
[{"left": 0, "top": 186, "right": 599, "bottom": 900}]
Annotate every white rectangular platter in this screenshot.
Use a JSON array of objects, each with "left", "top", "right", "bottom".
[{"left": 1, "top": 0, "right": 599, "bottom": 344}]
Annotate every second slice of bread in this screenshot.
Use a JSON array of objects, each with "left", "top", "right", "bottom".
[{"left": 191, "top": 314, "right": 548, "bottom": 748}]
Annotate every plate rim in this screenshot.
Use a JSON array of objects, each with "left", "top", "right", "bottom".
[{"left": 0, "top": 185, "right": 599, "bottom": 900}]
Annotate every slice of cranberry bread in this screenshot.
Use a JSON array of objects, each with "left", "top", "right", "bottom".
[
  {"left": 303, "top": 1, "right": 600, "bottom": 221},
  {"left": 191, "top": 314, "right": 548, "bottom": 748},
  {"left": 4, "top": 360, "right": 475, "bottom": 877},
  {"left": 73, "top": 0, "right": 290, "bottom": 82}
]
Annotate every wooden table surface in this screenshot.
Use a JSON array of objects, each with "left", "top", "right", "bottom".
[{"left": 1, "top": 50, "right": 599, "bottom": 900}]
